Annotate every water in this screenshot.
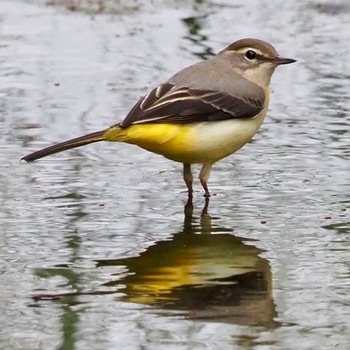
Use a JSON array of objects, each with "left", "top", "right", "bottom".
[{"left": 1, "top": 0, "right": 350, "bottom": 349}]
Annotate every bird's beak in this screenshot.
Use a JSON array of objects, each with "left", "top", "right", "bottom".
[{"left": 274, "top": 56, "right": 297, "bottom": 65}]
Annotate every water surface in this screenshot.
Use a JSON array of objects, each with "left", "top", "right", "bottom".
[{"left": 1, "top": 0, "right": 350, "bottom": 349}]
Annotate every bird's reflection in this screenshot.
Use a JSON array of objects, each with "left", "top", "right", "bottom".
[{"left": 97, "top": 199, "right": 278, "bottom": 328}]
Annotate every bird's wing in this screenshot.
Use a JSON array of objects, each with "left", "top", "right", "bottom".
[{"left": 119, "top": 83, "right": 265, "bottom": 128}]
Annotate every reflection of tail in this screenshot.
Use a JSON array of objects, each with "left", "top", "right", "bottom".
[{"left": 21, "top": 129, "right": 108, "bottom": 162}]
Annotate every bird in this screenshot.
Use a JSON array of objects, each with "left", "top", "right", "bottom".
[{"left": 21, "top": 38, "right": 296, "bottom": 197}]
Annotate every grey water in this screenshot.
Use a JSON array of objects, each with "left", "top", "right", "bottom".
[{"left": 1, "top": 0, "right": 350, "bottom": 349}]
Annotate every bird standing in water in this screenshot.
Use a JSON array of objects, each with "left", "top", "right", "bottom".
[{"left": 22, "top": 38, "right": 295, "bottom": 197}]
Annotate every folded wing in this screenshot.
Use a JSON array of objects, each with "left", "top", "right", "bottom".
[{"left": 119, "top": 83, "right": 265, "bottom": 128}]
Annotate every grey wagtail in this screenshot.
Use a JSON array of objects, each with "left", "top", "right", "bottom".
[{"left": 21, "top": 38, "right": 295, "bottom": 197}]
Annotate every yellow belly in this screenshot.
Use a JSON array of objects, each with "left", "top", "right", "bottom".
[{"left": 104, "top": 107, "right": 268, "bottom": 164}]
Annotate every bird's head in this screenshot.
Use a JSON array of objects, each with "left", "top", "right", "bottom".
[{"left": 220, "top": 38, "right": 296, "bottom": 88}]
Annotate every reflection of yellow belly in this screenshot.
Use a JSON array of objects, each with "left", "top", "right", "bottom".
[
  {"left": 104, "top": 109, "right": 267, "bottom": 164},
  {"left": 126, "top": 257, "right": 258, "bottom": 304},
  {"left": 113, "top": 232, "right": 271, "bottom": 304}
]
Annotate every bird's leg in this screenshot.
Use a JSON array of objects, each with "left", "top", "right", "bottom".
[
  {"left": 199, "top": 163, "right": 212, "bottom": 197},
  {"left": 183, "top": 163, "right": 193, "bottom": 196}
]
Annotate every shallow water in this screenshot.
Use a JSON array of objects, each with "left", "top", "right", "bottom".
[{"left": 1, "top": 0, "right": 350, "bottom": 349}]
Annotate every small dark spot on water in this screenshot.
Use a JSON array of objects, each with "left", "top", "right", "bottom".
[{"left": 311, "top": 3, "right": 350, "bottom": 15}]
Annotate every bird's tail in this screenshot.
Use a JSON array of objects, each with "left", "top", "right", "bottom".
[{"left": 21, "top": 129, "right": 108, "bottom": 162}]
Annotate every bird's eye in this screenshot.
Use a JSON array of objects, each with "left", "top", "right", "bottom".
[{"left": 245, "top": 50, "right": 256, "bottom": 60}]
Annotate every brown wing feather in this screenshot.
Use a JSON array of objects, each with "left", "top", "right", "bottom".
[{"left": 119, "top": 83, "right": 265, "bottom": 128}]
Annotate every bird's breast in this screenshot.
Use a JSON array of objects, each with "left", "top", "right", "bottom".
[{"left": 188, "top": 110, "right": 268, "bottom": 163}]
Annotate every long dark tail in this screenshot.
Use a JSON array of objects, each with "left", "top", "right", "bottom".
[{"left": 21, "top": 129, "right": 107, "bottom": 162}]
